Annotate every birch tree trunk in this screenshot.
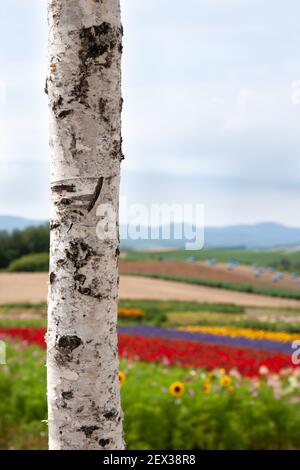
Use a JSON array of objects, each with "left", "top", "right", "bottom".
[{"left": 46, "top": 0, "right": 124, "bottom": 450}]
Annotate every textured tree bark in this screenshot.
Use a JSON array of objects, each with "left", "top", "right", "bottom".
[{"left": 46, "top": 0, "right": 124, "bottom": 450}]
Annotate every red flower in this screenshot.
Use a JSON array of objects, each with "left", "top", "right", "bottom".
[
  {"left": 0, "top": 327, "right": 296, "bottom": 377},
  {"left": 0, "top": 327, "right": 45, "bottom": 348},
  {"left": 118, "top": 334, "right": 295, "bottom": 377}
]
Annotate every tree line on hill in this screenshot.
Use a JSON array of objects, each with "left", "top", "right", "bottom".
[
  {"left": 0, "top": 225, "right": 49, "bottom": 270},
  {"left": 0, "top": 224, "right": 300, "bottom": 273}
]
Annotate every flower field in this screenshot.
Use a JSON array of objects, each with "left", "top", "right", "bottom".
[
  {"left": 179, "top": 325, "right": 299, "bottom": 343},
  {"left": 0, "top": 299, "right": 300, "bottom": 449},
  {"left": 118, "top": 307, "right": 144, "bottom": 319},
  {"left": 0, "top": 322, "right": 297, "bottom": 376},
  {"left": 119, "top": 333, "right": 295, "bottom": 376}
]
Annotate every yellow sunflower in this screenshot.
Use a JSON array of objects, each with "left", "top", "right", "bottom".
[
  {"left": 119, "top": 371, "right": 126, "bottom": 385},
  {"left": 219, "top": 375, "right": 232, "bottom": 387},
  {"left": 169, "top": 381, "right": 185, "bottom": 397}
]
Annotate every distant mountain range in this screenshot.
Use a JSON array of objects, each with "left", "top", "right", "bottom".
[
  {"left": 1, "top": 215, "right": 300, "bottom": 250},
  {"left": 204, "top": 222, "right": 300, "bottom": 249},
  {"left": 120, "top": 222, "right": 300, "bottom": 250}
]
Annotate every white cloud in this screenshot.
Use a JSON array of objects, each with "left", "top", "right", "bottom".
[{"left": 0, "top": 0, "right": 299, "bottom": 225}]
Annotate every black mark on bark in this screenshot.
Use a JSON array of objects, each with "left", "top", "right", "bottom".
[
  {"left": 104, "top": 409, "right": 118, "bottom": 421},
  {"left": 78, "top": 286, "right": 102, "bottom": 300},
  {"left": 50, "top": 221, "right": 60, "bottom": 230},
  {"left": 70, "top": 133, "right": 77, "bottom": 159},
  {"left": 65, "top": 241, "right": 102, "bottom": 298},
  {"left": 52, "top": 96, "right": 63, "bottom": 114},
  {"left": 58, "top": 109, "right": 74, "bottom": 119},
  {"left": 57, "top": 335, "right": 82, "bottom": 354},
  {"left": 62, "top": 390, "right": 73, "bottom": 400},
  {"left": 52, "top": 184, "right": 76, "bottom": 194},
  {"left": 80, "top": 425, "right": 99, "bottom": 438},
  {"left": 74, "top": 273, "right": 86, "bottom": 285},
  {"left": 80, "top": 23, "right": 115, "bottom": 60},
  {"left": 55, "top": 198, "right": 71, "bottom": 206},
  {"left": 65, "top": 240, "right": 95, "bottom": 269},
  {"left": 69, "top": 22, "right": 122, "bottom": 106},
  {"left": 87, "top": 177, "right": 104, "bottom": 212},
  {"left": 99, "top": 438, "right": 110, "bottom": 447},
  {"left": 99, "top": 97, "right": 109, "bottom": 122}
]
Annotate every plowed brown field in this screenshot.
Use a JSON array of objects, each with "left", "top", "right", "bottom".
[
  {"left": 120, "top": 260, "right": 299, "bottom": 290},
  {"left": 1, "top": 272, "right": 300, "bottom": 308}
]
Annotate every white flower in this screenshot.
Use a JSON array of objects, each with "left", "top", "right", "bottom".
[{"left": 259, "top": 365, "right": 269, "bottom": 375}]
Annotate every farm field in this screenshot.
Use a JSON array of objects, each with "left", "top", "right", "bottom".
[
  {"left": 1, "top": 249, "right": 300, "bottom": 449},
  {"left": 120, "top": 276, "right": 300, "bottom": 308},
  {"left": 120, "top": 259, "right": 300, "bottom": 290},
  {"left": 1, "top": 272, "right": 300, "bottom": 308},
  {"left": 125, "top": 248, "right": 300, "bottom": 272},
  {"left": 0, "top": 299, "right": 300, "bottom": 449},
  {"left": 120, "top": 254, "right": 300, "bottom": 301}
]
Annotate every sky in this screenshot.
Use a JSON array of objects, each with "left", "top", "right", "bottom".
[{"left": 0, "top": 0, "right": 300, "bottom": 227}]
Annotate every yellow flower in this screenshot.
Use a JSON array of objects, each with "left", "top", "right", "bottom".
[
  {"left": 219, "top": 368, "right": 226, "bottom": 375},
  {"left": 169, "top": 381, "right": 185, "bottom": 397},
  {"left": 203, "top": 382, "right": 211, "bottom": 394},
  {"left": 179, "top": 326, "right": 298, "bottom": 343},
  {"left": 220, "top": 375, "right": 232, "bottom": 387},
  {"left": 119, "top": 371, "right": 126, "bottom": 385},
  {"left": 118, "top": 307, "right": 144, "bottom": 318},
  {"left": 228, "top": 386, "right": 234, "bottom": 393}
]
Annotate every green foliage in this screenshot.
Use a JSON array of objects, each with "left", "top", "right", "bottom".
[
  {"left": 118, "top": 299, "right": 243, "bottom": 327},
  {"left": 1, "top": 299, "right": 299, "bottom": 333},
  {"left": 8, "top": 253, "right": 49, "bottom": 272},
  {"left": 1, "top": 343, "right": 300, "bottom": 450},
  {"left": 0, "top": 343, "right": 47, "bottom": 449},
  {"left": 0, "top": 300, "right": 242, "bottom": 331},
  {"left": 0, "top": 224, "right": 49, "bottom": 269},
  {"left": 0, "top": 302, "right": 47, "bottom": 312},
  {"left": 170, "top": 387, "right": 300, "bottom": 450},
  {"left": 165, "top": 311, "right": 300, "bottom": 333},
  {"left": 122, "top": 362, "right": 300, "bottom": 450},
  {"left": 0, "top": 318, "right": 46, "bottom": 329},
  {"left": 229, "top": 319, "right": 300, "bottom": 333}
]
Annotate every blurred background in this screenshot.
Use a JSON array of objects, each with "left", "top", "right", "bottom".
[{"left": 0, "top": 0, "right": 300, "bottom": 450}]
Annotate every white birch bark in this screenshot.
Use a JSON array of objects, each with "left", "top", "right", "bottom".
[{"left": 46, "top": 0, "right": 124, "bottom": 450}]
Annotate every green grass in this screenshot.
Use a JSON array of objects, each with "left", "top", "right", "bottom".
[
  {"left": 0, "top": 302, "right": 47, "bottom": 316},
  {"left": 166, "top": 312, "right": 300, "bottom": 333},
  {"left": 1, "top": 300, "right": 300, "bottom": 333},
  {"left": 0, "top": 342, "right": 47, "bottom": 449},
  {"left": 0, "top": 300, "right": 243, "bottom": 330},
  {"left": 125, "top": 248, "right": 300, "bottom": 272},
  {"left": 122, "top": 362, "right": 300, "bottom": 450},
  {"left": 124, "top": 272, "right": 300, "bottom": 300},
  {"left": 8, "top": 252, "right": 49, "bottom": 272},
  {"left": 1, "top": 341, "right": 300, "bottom": 450},
  {"left": 118, "top": 299, "right": 244, "bottom": 326},
  {"left": 0, "top": 318, "right": 46, "bottom": 328},
  {"left": 0, "top": 300, "right": 300, "bottom": 333}
]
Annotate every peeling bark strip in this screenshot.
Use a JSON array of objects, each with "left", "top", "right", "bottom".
[
  {"left": 87, "top": 177, "right": 104, "bottom": 212},
  {"left": 47, "top": 0, "right": 124, "bottom": 450}
]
